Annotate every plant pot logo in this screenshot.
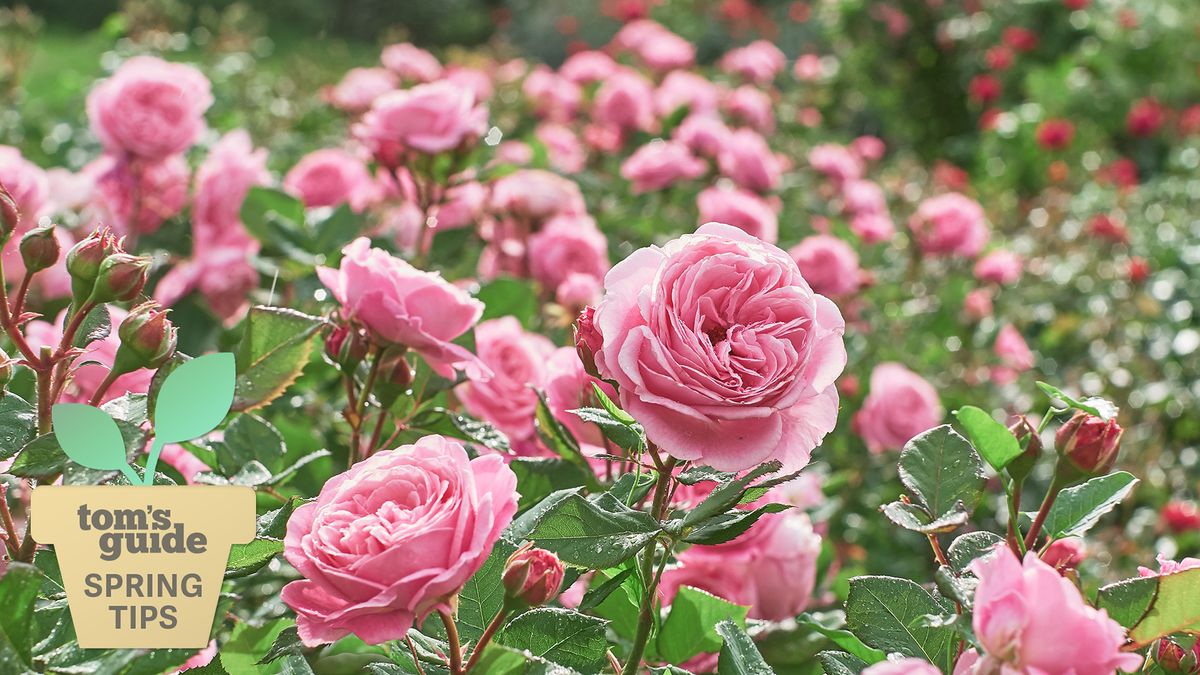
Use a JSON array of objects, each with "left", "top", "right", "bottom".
[{"left": 31, "top": 353, "right": 256, "bottom": 648}]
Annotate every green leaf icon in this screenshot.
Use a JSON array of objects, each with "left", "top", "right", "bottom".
[
  {"left": 154, "top": 352, "right": 236, "bottom": 444},
  {"left": 51, "top": 403, "right": 140, "bottom": 484}
]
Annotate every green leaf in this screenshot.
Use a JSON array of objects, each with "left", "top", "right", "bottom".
[
  {"left": 1031, "top": 471, "right": 1139, "bottom": 539},
  {"left": 258, "top": 624, "right": 303, "bottom": 665},
  {"left": 685, "top": 503, "right": 791, "bottom": 545},
  {"left": 880, "top": 501, "right": 969, "bottom": 535},
  {"left": 409, "top": 407, "right": 511, "bottom": 454},
  {"left": 569, "top": 407, "right": 646, "bottom": 453},
  {"left": 1129, "top": 568, "right": 1200, "bottom": 646},
  {"left": 676, "top": 466, "right": 735, "bottom": 486},
  {"left": 534, "top": 395, "right": 599, "bottom": 491},
  {"left": 1097, "top": 575, "right": 1159, "bottom": 629},
  {"left": 0, "top": 394, "right": 36, "bottom": 461},
  {"left": 954, "top": 406, "right": 1023, "bottom": 471},
  {"left": 526, "top": 493, "right": 662, "bottom": 568},
  {"left": 8, "top": 434, "right": 66, "bottom": 477},
  {"left": 50, "top": 403, "right": 137, "bottom": 481},
  {"left": 0, "top": 563, "right": 41, "bottom": 672},
  {"left": 947, "top": 532, "right": 1004, "bottom": 575},
  {"left": 225, "top": 538, "right": 285, "bottom": 579},
  {"left": 844, "top": 576, "right": 957, "bottom": 671},
  {"left": 715, "top": 620, "right": 773, "bottom": 675},
  {"left": 591, "top": 383, "right": 635, "bottom": 425},
  {"left": 898, "top": 426, "right": 986, "bottom": 519},
  {"left": 934, "top": 566, "right": 978, "bottom": 609},
  {"left": 816, "top": 652, "right": 868, "bottom": 675},
  {"left": 1035, "top": 382, "right": 1119, "bottom": 420},
  {"left": 155, "top": 352, "right": 236, "bottom": 443},
  {"left": 223, "top": 413, "right": 286, "bottom": 470},
  {"left": 221, "top": 616, "right": 294, "bottom": 674},
  {"left": 70, "top": 303, "right": 111, "bottom": 348},
  {"left": 795, "top": 613, "right": 886, "bottom": 665},
  {"left": 684, "top": 461, "right": 784, "bottom": 527},
  {"left": 578, "top": 568, "right": 635, "bottom": 612},
  {"left": 476, "top": 277, "right": 539, "bottom": 328},
  {"left": 233, "top": 306, "right": 324, "bottom": 412},
  {"left": 471, "top": 643, "right": 585, "bottom": 675},
  {"left": 658, "top": 586, "right": 749, "bottom": 664},
  {"left": 457, "top": 539, "right": 518, "bottom": 643},
  {"left": 496, "top": 608, "right": 609, "bottom": 672},
  {"left": 511, "top": 457, "right": 594, "bottom": 511}
]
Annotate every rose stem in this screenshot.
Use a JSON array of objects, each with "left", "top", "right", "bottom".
[
  {"left": 621, "top": 451, "right": 677, "bottom": 675},
  {"left": 405, "top": 636, "right": 428, "bottom": 675},
  {"left": 1023, "top": 473, "right": 1066, "bottom": 549},
  {"left": 438, "top": 609, "right": 464, "bottom": 675},
  {"left": 462, "top": 608, "right": 508, "bottom": 672}
]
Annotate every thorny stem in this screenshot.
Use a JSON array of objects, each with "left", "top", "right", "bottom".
[
  {"left": 1024, "top": 473, "right": 1066, "bottom": 550},
  {"left": 622, "top": 451, "right": 678, "bottom": 675},
  {"left": 1, "top": 489, "right": 21, "bottom": 559},
  {"left": 11, "top": 270, "right": 32, "bottom": 318},
  {"left": 0, "top": 255, "right": 40, "bottom": 364},
  {"left": 439, "top": 610, "right": 463, "bottom": 675},
  {"left": 462, "top": 608, "right": 508, "bottom": 672}
]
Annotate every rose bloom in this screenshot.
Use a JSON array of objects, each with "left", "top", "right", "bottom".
[
  {"left": 528, "top": 214, "right": 610, "bottom": 293},
  {"left": 544, "top": 346, "right": 617, "bottom": 456},
  {"left": 1161, "top": 500, "right": 1200, "bottom": 533},
  {"left": 673, "top": 114, "right": 732, "bottom": 158},
  {"left": 555, "top": 273, "right": 602, "bottom": 311},
  {"left": 536, "top": 123, "right": 586, "bottom": 174},
  {"left": 156, "top": 242, "right": 259, "bottom": 325},
  {"left": 864, "top": 659, "right": 941, "bottom": 675},
  {"left": 851, "top": 212, "right": 896, "bottom": 244},
  {"left": 558, "top": 50, "right": 618, "bottom": 84},
  {"left": 633, "top": 27, "right": 696, "bottom": 71},
  {"left": 458, "top": 317, "right": 556, "bottom": 443},
  {"left": 851, "top": 135, "right": 886, "bottom": 162},
  {"left": 789, "top": 235, "right": 862, "bottom": 297},
  {"left": 593, "top": 223, "right": 846, "bottom": 471},
  {"left": 284, "top": 148, "right": 377, "bottom": 213},
  {"left": 282, "top": 435, "right": 518, "bottom": 646},
  {"left": 719, "top": 40, "right": 787, "bottom": 84},
  {"left": 26, "top": 307, "right": 153, "bottom": 406},
  {"left": 974, "top": 249, "right": 1022, "bottom": 285},
  {"left": 968, "top": 74, "right": 1002, "bottom": 105},
  {"left": 523, "top": 67, "right": 582, "bottom": 123},
  {"left": 1138, "top": 554, "right": 1200, "bottom": 577},
  {"left": 854, "top": 363, "right": 942, "bottom": 453},
  {"left": 325, "top": 67, "right": 397, "bottom": 113},
  {"left": 960, "top": 549, "right": 1142, "bottom": 674},
  {"left": 985, "top": 45, "right": 1014, "bottom": 71},
  {"left": 318, "top": 237, "right": 486, "bottom": 378},
  {"left": 192, "top": 130, "right": 270, "bottom": 232},
  {"left": 718, "top": 128, "right": 783, "bottom": 193},
  {"left": 85, "top": 153, "right": 190, "bottom": 236},
  {"left": 86, "top": 56, "right": 212, "bottom": 161},
  {"left": 1003, "top": 26, "right": 1040, "bottom": 52},
  {"left": 1086, "top": 213, "right": 1129, "bottom": 244},
  {"left": 793, "top": 53, "right": 823, "bottom": 81},
  {"left": 1042, "top": 538, "right": 1086, "bottom": 571},
  {"left": 444, "top": 67, "right": 493, "bottom": 104},
  {"left": 696, "top": 185, "right": 778, "bottom": 243},
  {"left": 808, "top": 144, "right": 863, "bottom": 184},
  {"left": 841, "top": 179, "right": 887, "bottom": 216},
  {"left": 963, "top": 288, "right": 994, "bottom": 320},
  {"left": 655, "top": 70, "right": 722, "bottom": 118},
  {"left": 725, "top": 85, "right": 775, "bottom": 133},
  {"left": 0, "top": 146, "right": 52, "bottom": 290},
  {"left": 1126, "top": 97, "right": 1166, "bottom": 137},
  {"left": 1036, "top": 119, "right": 1075, "bottom": 150},
  {"left": 494, "top": 141, "right": 534, "bottom": 166},
  {"left": 593, "top": 70, "right": 657, "bottom": 133},
  {"left": 490, "top": 169, "right": 586, "bottom": 221},
  {"left": 620, "top": 140, "right": 707, "bottom": 193},
  {"left": 908, "top": 193, "right": 989, "bottom": 258},
  {"left": 359, "top": 81, "right": 487, "bottom": 157},
  {"left": 994, "top": 324, "right": 1034, "bottom": 373},
  {"left": 380, "top": 42, "right": 443, "bottom": 82}
]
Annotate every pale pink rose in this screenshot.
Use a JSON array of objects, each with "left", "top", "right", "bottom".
[
  {"left": 863, "top": 659, "right": 941, "bottom": 675},
  {"left": 673, "top": 114, "right": 732, "bottom": 158},
  {"left": 610, "top": 19, "right": 670, "bottom": 51},
  {"left": 544, "top": 347, "right": 617, "bottom": 455},
  {"left": 445, "top": 66, "right": 494, "bottom": 104},
  {"left": 458, "top": 317, "right": 556, "bottom": 442},
  {"left": 86, "top": 56, "right": 212, "bottom": 161},
  {"left": 797, "top": 106, "right": 823, "bottom": 127},
  {"left": 792, "top": 53, "right": 824, "bottom": 81},
  {"left": 284, "top": 149, "right": 377, "bottom": 212},
  {"left": 851, "top": 135, "right": 886, "bottom": 162},
  {"left": 966, "top": 549, "right": 1142, "bottom": 674},
  {"left": 155, "top": 243, "right": 259, "bottom": 325},
  {"left": 854, "top": 363, "right": 942, "bottom": 453},
  {"left": 44, "top": 167, "right": 96, "bottom": 213},
  {"left": 559, "top": 50, "right": 618, "bottom": 85},
  {"left": 282, "top": 435, "right": 517, "bottom": 646},
  {"left": 490, "top": 169, "right": 586, "bottom": 221},
  {"left": 789, "top": 235, "right": 862, "bottom": 297},
  {"left": 430, "top": 180, "right": 486, "bottom": 231},
  {"left": 1138, "top": 554, "right": 1200, "bottom": 577},
  {"left": 909, "top": 193, "right": 989, "bottom": 258},
  {"left": 696, "top": 185, "right": 778, "bottom": 243},
  {"left": 841, "top": 179, "right": 887, "bottom": 216},
  {"left": 582, "top": 123, "right": 624, "bottom": 153},
  {"left": 593, "top": 70, "right": 657, "bottom": 134},
  {"left": 326, "top": 68, "right": 397, "bottom": 112},
  {"left": 0, "top": 145, "right": 49, "bottom": 221},
  {"left": 620, "top": 140, "right": 707, "bottom": 193},
  {"left": 523, "top": 67, "right": 582, "bottom": 122},
  {"left": 655, "top": 71, "right": 722, "bottom": 118},
  {"left": 317, "top": 237, "right": 486, "bottom": 379},
  {"left": 725, "top": 85, "right": 775, "bottom": 133},
  {"left": 718, "top": 129, "right": 783, "bottom": 192},
  {"left": 527, "top": 215, "right": 610, "bottom": 293},
  {"left": 378, "top": 203, "right": 425, "bottom": 254},
  {"left": 974, "top": 250, "right": 1022, "bottom": 285},
  {"left": 85, "top": 153, "right": 189, "bottom": 236},
  {"left": 808, "top": 143, "right": 863, "bottom": 184},
  {"left": 535, "top": 123, "right": 587, "bottom": 174},
  {"left": 593, "top": 223, "right": 846, "bottom": 471},
  {"left": 494, "top": 141, "right": 534, "bottom": 166},
  {"left": 633, "top": 28, "right": 696, "bottom": 71},
  {"left": 994, "top": 324, "right": 1034, "bottom": 372},
  {"left": 660, "top": 506, "right": 821, "bottom": 621},
  {"left": 963, "top": 288, "right": 994, "bottom": 320},
  {"left": 720, "top": 40, "right": 787, "bottom": 84},
  {"left": 193, "top": 130, "right": 270, "bottom": 232},
  {"left": 358, "top": 81, "right": 488, "bottom": 158},
  {"left": 555, "top": 272, "right": 602, "bottom": 310},
  {"left": 850, "top": 212, "right": 896, "bottom": 244},
  {"left": 26, "top": 308, "right": 153, "bottom": 405},
  {"left": 380, "top": 43, "right": 442, "bottom": 82}
]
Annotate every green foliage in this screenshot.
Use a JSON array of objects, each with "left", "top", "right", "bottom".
[
  {"left": 525, "top": 493, "right": 662, "bottom": 568},
  {"left": 897, "top": 426, "right": 986, "bottom": 521},
  {"left": 953, "top": 406, "right": 1022, "bottom": 471},
  {"left": 844, "top": 576, "right": 957, "bottom": 672},
  {"left": 496, "top": 608, "right": 609, "bottom": 672},
  {"left": 657, "top": 586, "right": 748, "bottom": 664},
  {"left": 233, "top": 307, "right": 325, "bottom": 412},
  {"left": 1024, "top": 471, "right": 1139, "bottom": 540}
]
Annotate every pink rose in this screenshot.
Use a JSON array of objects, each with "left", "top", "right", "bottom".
[
  {"left": 793, "top": 53, "right": 824, "bottom": 81},
  {"left": 325, "top": 67, "right": 397, "bottom": 112},
  {"left": 655, "top": 71, "right": 722, "bottom": 118},
  {"left": 193, "top": 130, "right": 270, "bottom": 233},
  {"left": 555, "top": 273, "right": 602, "bottom": 311},
  {"left": 719, "top": 40, "right": 787, "bottom": 84},
  {"left": 850, "top": 212, "right": 896, "bottom": 244},
  {"left": 86, "top": 56, "right": 212, "bottom": 161},
  {"left": 909, "top": 193, "right": 989, "bottom": 258},
  {"left": 523, "top": 67, "right": 582, "bottom": 123},
  {"left": 696, "top": 186, "right": 779, "bottom": 243},
  {"left": 963, "top": 288, "right": 993, "bottom": 320},
  {"left": 494, "top": 141, "right": 534, "bottom": 166},
  {"left": 673, "top": 114, "right": 732, "bottom": 158},
  {"left": 789, "top": 235, "right": 862, "bottom": 297},
  {"left": 527, "top": 215, "right": 610, "bottom": 294},
  {"left": 851, "top": 135, "right": 887, "bottom": 162},
  {"left": 358, "top": 81, "right": 487, "bottom": 157},
  {"left": 965, "top": 549, "right": 1142, "bottom": 674},
  {"left": 863, "top": 659, "right": 941, "bottom": 675},
  {"left": 86, "top": 153, "right": 190, "bottom": 236},
  {"left": 559, "top": 50, "right": 618, "bottom": 84},
  {"left": 620, "top": 140, "right": 707, "bottom": 193},
  {"left": 725, "top": 85, "right": 775, "bottom": 133},
  {"left": 0, "top": 145, "right": 49, "bottom": 221},
  {"left": 633, "top": 28, "right": 696, "bottom": 71},
  {"left": 1138, "top": 554, "right": 1200, "bottom": 577},
  {"left": 535, "top": 123, "right": 586, "bottom": 173},
  {"left": 458, "top": 317, "right": 556, "bottom": 442},
  {"left": 593, "top": 223, "right": 846, "bottom": 471},
  {"left": 282, "top": 435, "right": 518, "bottom": 646},
  {"left": 155, "top": 243, "right": 259, "bottom": 325},
  {"left": 854, "top": 363, "right": 942, "bottom": 453},
  {"left": 593, "top": 70, "right": 657, "bottom": 134},
  {"left": 284, "top": 149, "right": 377, "bottom": 212},
  {"left": 994, "top": 324, "right": 1034, "bottom": 371},
  {"left": 718, "top": 129, "right": 783, "bottom": 192},
  {"left": 1042, "top": 538, "right": 1086, "bottom": 571},
  {"left": 490, "top": 169, "right": 586, "bottom": 221},
  {"left": 430, "top": 180, "right": 487, "bottom": 231},
  {"left": 808, "top": 143, "right": 863, "bottom": 184},
  {"left": 317, "top": 238, "right": 486, "bottom": 378},
  {"left": 178, "top": 640, "right": 218, "bottom": 671},
  {"left": 544, "top": 347, "right": 617, "bottom": 455},
  {"left": 974, "top": 249, "right": 1022, "bottom": 285},
  {"left": 380, "top": 43, "right": 443, "bottom": 82},
  {"left": 26, "top": 307, "right": 153, "bottom": 405},
  {"left": 444, "top": 67, "right": 493, "bottom": 104},
  {"left": 841, "top": 179, "right": 887, "bottom": 216}
]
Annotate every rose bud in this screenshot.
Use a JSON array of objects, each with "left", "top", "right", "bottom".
[
  {"left": 113, "top": 301, "right": 177, "bottom": 372},
  {"left": 502, "top": 544, "right": 565, "bottom": 608},
  {"left": 0, "top": 182, "right": 19, "bottom": 242},
  {"left": 324, "top": 324, "right": 368, "bottom": 372},
  {"left": 19, "top": 225, "right": 61, "bottom": 273},
  {"left": 1041, "top": 537, "right": 1086, "bottom": 572},
  {"left": 1155, "top": 638, "right": 1199, "bottom": 675},
  {"left": 1162, "top": 500, "right": 1200, "bottom": 533},
  {"left": 1005, "top": 415, "right": 1043, "bottom": 481},
  {"left": 1056, "top": 411, "right": 1123, "bottom": 477},
  {"left": 574, "top": 306, "right": 602, "bottom": 379},
  {"left": 90, "top": 253, "right": 150, "bottom": 303},
  {"left": 66, "top": 227, "right": 120, "bottom": 302}
]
